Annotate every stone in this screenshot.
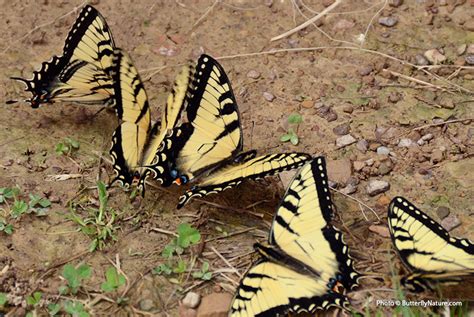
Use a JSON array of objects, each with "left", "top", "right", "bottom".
[
  {"left": 183, "top": 292, "right": 201, "bottom": 309},
  {"left": 336, "top": 134, "right": 357, "bottom": 148},
  {"left": 378, "top": 162, "right": 393, "bottom": 175},
  {"left": 333, "top": 123, "right": 350, "bottom": 136},
  {"left": 441, "top": 215, "right": 461, "bottom": 232},
  {"left": 431, "top": 149, "right": 444, "bottom": 164},
  {"left": 457, "top": 44, "right": 467, "bottom": 55},
  {"left": 197, "top": 293, "right": 233, "bottom": 317},
  {"left": 369, "top": 225, "right": 390, "bottom": 238},
  {"left": 246, "top": 70, "right": 260, "bottom": 79},
  {"left": 301, "top": 100, "right": 313, "bottom": 108},
  {"left": 139, "top": 299, "right": 154, "bottom": 311},
  {"left": 465, "top": 55, "right": 474, "bottom": 65},
  {"left": 342, "top": 104, "right": 354, "bottom": 113},
  {"left": 341, "top": 184, "right": 357, "bottom": 195},
  {"left": 424, "top": 49, "right": 446, "bottom": 65},
  {"left": 388, "top": 92, "right": 402, "bottom": 103},
  {"left": 415, "top": 54, "right": 429, "bottom": 66},
  {"left": 436, "top": 206, "right": 450, "bottom": 220},
  {"left": 378, "top": 16, "right": 398, "bottom": 27},
  {"left": 366, "top": 180, "right": 390, "bottom": 196},
  {"left": 356, "top": 139, "right": 368, "bottom": 152},
  {"left": 353, "top": 161, "right": 365, "bottom": 172},
  {"left": 359, "top": 66, "right": 373, "bottom": 76},
  {"left": 327, "top": 159, "right": 352, "bottom": 186},
  {"left": 398, "top": 138, "right": 414, "bottom": 148},
  {"left": 263, "top": 92, "right": 275, "bottom": 102},
  {"left": 377, "top": 146, "right": 390, "bottom": 155},
  {"left": 389, "top": 0, "right": 403, "bottom": 7},
  {"left": 333, "top": 19, "right": 355, "bottom": 31}
]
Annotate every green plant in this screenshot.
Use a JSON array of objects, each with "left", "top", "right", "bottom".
[
  {"left": 0, "top": 220, "right": 13, "bottom": 235},
  {"left": 60, "top": 264, "right": 92, "bottom": 295},
  {"left": 68, "top": 181, "right": 118, "bottom": 252},
  {"left": 101, "top": 267, "right": 126, "bottom": 292},
  {"left": 280, "top": 113, "right": 303, "bottom": 145},
  {"left": 55, "top": 137, "right": 80, "bottom": 156},
  {"left": 192, "top": 261, "right": 212, "bottom": 281},
  {"left": 28, "top": 194, "right": 51, "bottom": 216},
  {"left": 26, "top": 291, "right": 42, "bottom": 306},
  {"left": 63, "top": 300, "right": 89, "bottom": 317},
  {"left": 48, "top": 303, "right": 61, "bottom": 316},
  {"left": 0, "top": 187, "right": 19, "bottom": 203},
  {"left": 0, "top": 292, "right": 7, "bottom": 307},
  {"left": 154, "top": 223, "right": 201, "bottom": 279}
]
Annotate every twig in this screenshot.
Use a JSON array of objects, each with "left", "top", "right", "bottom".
[
  {"left": 413, "top": 118, "right": 473, "bottom": 131},
  {"left": 210, "top": 246, "right": 242, "bottom": 278},
  {"left": 330, "top": 186, "right": 380, "bottom": 221},
  {"left": 192, "top": 0, "right": 220, "bottom": 29},
  {"left": 271, "top": 0, "right": 343, "bottom": 42},
  {"left": 384, "top": 69, "right": 453, "bottom": 94},
  {"left": 205, "top": 227, "right": 257, "bottom": 243},
  {"left": 150, "top": 227, "right": 178, "bottom": 237}
]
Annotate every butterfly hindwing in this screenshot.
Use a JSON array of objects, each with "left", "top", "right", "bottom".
[
  {"left": 388, "top": 197, "right": 474, "bottom": 292},
  {"left": 12, "top": 5, "right": 115, "bottom": 107}
]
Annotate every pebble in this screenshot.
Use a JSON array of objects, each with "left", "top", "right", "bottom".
[
  {"left": 341, "top": 184, "right": 357, "bottom": 195},
  {"left": 457, "top": 44, "right": 467, "bottom": 55},
  {"left": 441, "top": 214, "right": 461, "bottom": 231},
  {"left": 366, "top": 180, "right": 390, "bottom": 196},
  {"left": 333, "top": 123, "right": 350, "bottom": 136},
  {"left": 465, "top": 55, "right": 474, "bottom": 65},
  {"left": 464, "top": 20, "right": 474, "bottom": 32},
  {"left": 356, "top": 139, "right": 368, "bottom": 153},
  {"left": 398, "top": 138, "right": 414, "bottom": 148},
  {"left": 436, "top": 206, "right": 450, "bottom": 220},
  {"left": 316, "top": 105, "right": 338, "bottom": 122},
  {"left": 342, "top": 104, "right": 354, "bottom": 113},
  {"left": 246, "top": 70, "right": 260, "bottom": 79},
  {"left": 359, "top": 66, "right": 373, "bottom": 76},
  {"left": 353, "top": 161, "right": 365, "bottom": 172},
  {"left": 139, "top": 299, "right": 154, "bottom": 311},
  {"left": 388, "top": 92, "right": 402, "bottom": 103},
  {"left": 333, "top": 19, "right": 355, "bottom": 31},
  {"left": 431, "top": 149, "right": 444, "bottom": 163},
  {"left": 365, "top": 158, "right": 374, "bottom": 166},
  {"left": 369, "top": 225, "right": 390, "bottom": 238},
  {"left": 262, "top": 92, "right": 275, "bottom": 102},
  {"left": 467, "top": 44, "right": 474, "bottom": 55},
  {"left": 301, "top": 100, "right": 313, "bottom": 109},
  {"left": 417, "top": 133, "right": 433, "bottom": 146},
  {"left": 183, "top": 292, "right": 201, "bottom": 309},
  {"left": 378, "top": 162, "right": 393, "bottom": 175},
  {"left": 197, "top": 293, "right": 233, "bottom": 317},
  {"left": 388, "top": 0, "right": 403, "bottom": 7},
  {"left": 378, "top": 16, "right": 398, "bottom": 27},
  {"left": 336, "top": 134, "right": 357, "bottom": 148},
  {"left": 424, "top": 49, "right": 446, "bottom": 65},
  {"left": 327, "top": 159, "right": 352, "bottom": 186},
  {"left": 415, "top": 54, "right": 429, "bottom": 66},
  {"left": 288, "top": 39, "right": 299, "bottom": 48},
  {"left": 377, "top": 146, "right": 390, "bottom": 155}
]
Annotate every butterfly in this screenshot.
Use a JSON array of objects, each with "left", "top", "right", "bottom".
[
  {"left": 12, "top": 5, "right": 115, "bottom": 108},
  {"left": 146, "top": 54, "right": 311, "bottom": 208},
  {"left": 388, "top": 196, "right": 474, "bottom": 292},
  {"left": 229, "top": 157, "right": 360, "bottom": 316}
]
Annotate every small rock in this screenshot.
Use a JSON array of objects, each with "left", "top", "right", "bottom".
[
  {"left": 197, "top": 293, "right": 233, "bottom": 317},
  {"left": 336, "top": 134, "right": 357, "bottom": 148},
  {"left": 457, "top": 44, "right": 467, "bottom": 55},
  {"left": 465, "top": 55, "right": 474, "bottom": 65},
  {"left": 341, "top": 184, "right": 357, "bottom": 195},
  {"left": 333, "top": 123, "right": 351, "bottom": 136},
  {"left": 388, "top": 0, "right": 403, "bottom": 7},
  {"left": 464, "top": 20, "right": 474, "bottom": 32},
  {"left": 301, "top": 100, "right": 313, "bottom": 108},
  {"left": 441, "top": 214, "right": 461, "bottom": 231},
  {"left": 398, "top": 138, "right": 414, "bottom": 148},
  {"left": 378, "top": 16, "right": 398, "bottom": 27},
  {"left": 326, "top": 111, "right": 338, "bottom": 122},
  {"left": 431, "top": 149, "right": 444, "bottom": 163},
  {"left": 327, "top": 159, "right": 352, "bottom": 186},
  {"left": 183, "top": 292, "right": 201, "bottom": 309},
  {"left": 316, "top": 105, "right": 338, "bottom": 122},
  {"left": 264, "top": 0, "right": 273, "bottom": 7},
  {"left": 436, "top": 206, "right": 450, "bottom": 220},
  {"left": 378, "top": 162, "right": 393, "bottom": 175},
  {"left": 366, "top": 180, "right": 390, "bottom": 196},
  {"left": 333, "top": 19, "right": 355, "bottom": 31},
  {"left": 342, "top": 104, "right": 354, "bottom": 113},
  {"left": 421, "top": 133, "right": 433, "bottom": 142},
  {"left": 424, "top": 49, "right": 446, "bottom": 65},
  {"left": 359, "top": 66, "right": 373, "bottom": 76},
  {"left": 388, "top": 92, "right": 402, "bottom": 103},
  {"left": 288, "top": 39, "right": 299, "bottom": 48},
  {"left": 262, "top": 92, "right": 275, "bottom": 102},
  {"left": 377, "top": 146, "right": 390, "bottom": 155},
  {"left": 376, "top": 194, "right": 391, "bottom": 207},
  {"left": 49, "top": 196, "right": 61, "bottom": 203},
  {"left": 467, "top": 44, "right": 474, "bottom": 55},
  {"left": 369, "top": 225, "right": 390, "bottom": 238},
  {"left": 356, "top": 139, "right": 368, "bottom": 152},
  {"left": 415, "top": 54, "right": 429, "bottom": 66},
  {"left": 246, "top": 70, "right": 260, "bottom": 79},
  {"left": 328, "top": 180, "right": 338, "bottom": 188},
  {"left": 179, "top": 305, "right": 198, "bottom": 317},
  {"left": 353, "top": 161, "right": 365, "bottom": 172},
  {"left": 139, "top": 299, "right": 154, "bottom": 311}
]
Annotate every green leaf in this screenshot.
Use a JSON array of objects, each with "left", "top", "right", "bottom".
[
  {"left": 65, "top": 137, "right": 80, "bottom": 149},
  {"left": 290, "top": 134, "right": 299, "bottom": 145},
  {"left": 280, "top": 134, "right": 291, "bottom": 142},
  {"left": 0, "top": 188, "right": 16, "bottom": 203},
  {"left": 77, "top": 264, "right": 92, "bottom": 279},
  {"left": 287, "top": 113, "right": 302, "bottom": 124},
  {"left": 0, "top": 292, "right": 7, "bottom": 306},
  {"left": 26, "top": 291, "right": 42, "bottom": 306},
  {"left": 202, "top": 261, "right": 209, "bottom": 272},
  {"left": 48, "top": 303, "right": 61, "bottom": 316},
  {"left": 202, "top": 271, "right": 212, "bottom": 281},
  {"left": 62, "top": 264, "right": 91, "bottom": 294},
  {"left": 0, "top": 221, "right": 14, "bottom": 235},
  {"left": 162, "top": 243, "right": 176, "bottom": 258},
  {"left": 176, "top": 223, "right": 201, "bottom": 248},
  {"left": 173, "top": 260, "right": 187, "bottom": 274},
  {"left": 64, "top": 301, "right": 89, "bottom": 317},
  {"left": 101, "top": 267, "right": 126, "bottom": 292},
  {"left": 55, "top": 143, "right": 68, "bottom": 155},
  {"left": 11, "top": 200, "right": 28, "bottom": 218},
  {"left": 153, "top": 264, "right": 172, "bottom": 275}
]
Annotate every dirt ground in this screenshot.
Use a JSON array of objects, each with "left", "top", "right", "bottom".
[{"left": 0, "top": 0, "right": 473, "bottom": 316}]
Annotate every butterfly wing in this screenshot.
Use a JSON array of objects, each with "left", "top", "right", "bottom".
[
  {"left": 229, "top": 260, "right": 348, "bottom": 317},
  {"left": 177, "top": 153, "right": 311, "bottom": 209},
  {"left": 109, "top": 49, "right": 150, "bottom": 189},
  {"left": 388, "top": 197, "right": 474, "bottom": 291},
  {"left": 12, "top": 5, "right": 115, "bottom": 107},
  {"left": 171, "top": 54, "right": 243, "bottom": 180}
]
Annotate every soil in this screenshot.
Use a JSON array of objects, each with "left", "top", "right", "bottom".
[{"left": 0, "top": 1, "right": 473, "bottom": 316}]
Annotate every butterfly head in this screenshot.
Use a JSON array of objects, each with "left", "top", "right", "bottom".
[
  {"left": 30, "top": 90, "right": 52, "bottom": 108},
  {"left": 170, "top": 169, "right": 189, "bottom": 186}
]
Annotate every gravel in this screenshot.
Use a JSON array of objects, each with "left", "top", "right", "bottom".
[
  {"left": 378, "top": 16, "right": 398, "bottom": 27},
  {"left": 436, "top": 206, "right": 450, "bottom": 220},
  {"left": 262, "top": 92, "right": 275, "bottom": 102},
  {"left": 336, "top": 134, "right": 357, "bottom": 148},
  {"left": 183, "top": 292, "right": 201, "bottom": 309},
  {"left": 398, "top": 138, "right": 414, "bottom": 148},
  {"left": 366, "top": 180, "right": 390, "bottom": 196},
  {"left": 377, "top": 146, "right": 390, "bottom": 155},
  {"left": 246, "top": 70, "right": 260, "bottom": 79}
]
